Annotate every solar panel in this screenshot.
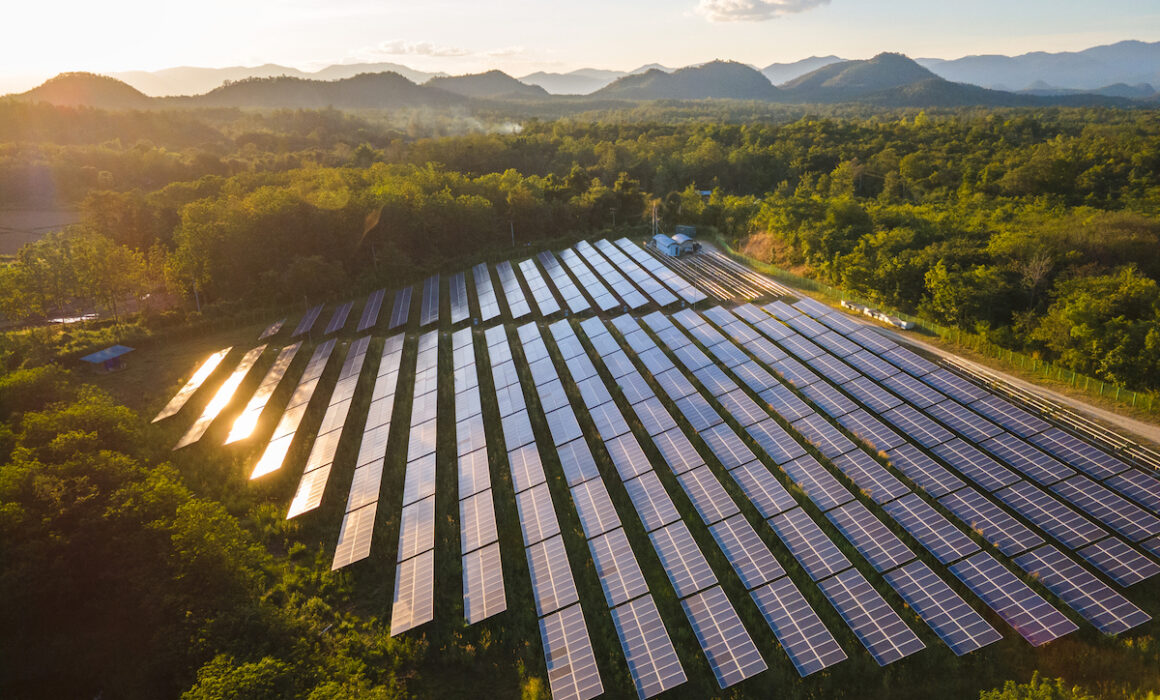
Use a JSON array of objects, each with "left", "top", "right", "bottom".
[
  {"left": 996, "top": 481, "right": 1108, "bottom": 549},
  {"left": 324, "top": 301, "right": 353, "bottom": 335},
  {"left": 649, "top": 521, "right": 718, "bottom": 597},
  {"left": 460, "top": 490, "right": 499, "bottom": 554},
  {"left": 567, "top": 354, "right": 599, "bottom": 382},
  {"left": 402, "top": 453, "right": 437, "bottom": 505},
  {"left": 814, "top": 330, "right": 861, "bottom": 358},
  {"left": 982, "top": 433, "right": 1075, "bottom": 486},
  {"left": 949, "top": 551, "right": 1078, "bottom": 646},
  {"left": 681, "top": 586, "right": 768, "bottom": 688},
  {"left": 609, "top": 595, "right": 687, "bottom": 699},
  {"left": 633, "top": 397, "right": 678, "bottom": 436},
  {"left": 678, "top": 466, "right": 741, "bottom": 525},
  {"left": 845, "top": 349, "right": 901, "bottom": 382},
  {"left": 1050, "top": 475, "right": 1160, "bottom": 542},
  {"left": 292, "top": 303, "right": 324, "bottom": 337},
  {"left": 1106, "top": 469, "right": 1160, "bottom": 515},
  {"left": 707, "top": 341, "right": 751, "bottom": 369},
  {"left": 607, "top": 434, "right": 654, "bottom": 481},
  {"left": 884, "top": 493, "right": 980, "bottom": 564},
  {"left": 709, "top": 514, "right": 786, "bottom": 588},
  {"left": 801, "top": 381, "right": 857, "bottom": 418},
  {"left": 463, "top": 542, "right": 506, "bottom": 624},
  {"left": 673, "top": 393, "right": 725, "bottom": 432},
  {"left": 937, "top": 486, "right": 1044, "bottom": 557},
  {"left": 923, "top": 368, "right": 987, "bottom": 403},
  {"left": 932, "top": 438, "right": 1020, "bottom": 492},
  {"left": 225, "top": 341, "right": 303, "bottom": 444},
  {"left": 388, "top": 286, "right": 413, "bottom": 329},
  {"left": 701, "top": 423, "right": 757, "bottom": 469},
  {"left": 528, "top": 356, "right": 558, "bottom": 386},
  {"left": 458, "top": 447, "right": 491, "bottom": 499},
  {"left": 818, "top": 568, "right": 925, "bottom": 666},
  {"left": 397, "top": 495, "right": 436, "bottom": 562},
  {"left": 885, "top": 444, "right": 966, "bottom": 499},
  {"left": 769, "top": 507, "right": 851, "bottom": 581},
  {"left": 473, "top": 264, "right": 501, "bottom": 322},
  {"left": 538, "top": 603, "right": 604, "bottom": 700},
  {"left": 538, "top": 251, "right": 591, "bottom": 315},
  {"left": 624, "top": 471, "right": 681, "bottom": 532},
  {"left": 881, "top": 346, "right": 937, "bottom": 377},
  {"left": 545, "top": 406, "right": 584, "bottom": 447},
  {"left": 881, "top": 404, "right": 953, "bottom": 448},
  {"left": 830, "top": 451, "right": 910, "bottom": 505},
  {"left": 815, "top": 311, "right": 864, "bottom": 335},
  {"left": 883, "top": 560, "right": 1002, "bottom": 656},
  {"left": 751, "top": 577, "right": 847, "bottom": 677},
  {"left": 771, "top": 357, "right": 822, "bottom": 389},
  {"left": 618, "top": 374, "right": 655, "bottom": 406},
  {"left": 509, "top": 442, "right": 547, "bottom": 492},
  {"left": 1029, "top": 428, "right": 1131, "bottom": 480},
  {"left": 881, "top": 372, "right": 945, "bottom": 409},
  {"left": 494, "top": 382, "right": 526, "bottom": 417},
  {"left": 841, "top": 376, "right": 903, "bottom": 414},
  {"left": 836, "top": 409, "right": 906, "bottom": 452},
  {"left": 419, "top": 274, "right": 440, "bottom": 327},
  {"left": 765, "top": 300, "right": 801, "bottom": 320},
  {"left": 589, "top": 527, "right": 649, "bottom": 606},
  {"left": 585, "top": 401, "right": 627, "bottom": 440},
  {"left": 759, "top": 383, "right": 814, "bottom": 422},
  {"left": 971, "top": 395, "right": 1050, "bottom": 438},
  {"left": 730, "top": 460, "right": 799, "bottom": 518},
  {"left": 391, "top": 549, "right": 434, "bottom": 635},
  {"left": 782, "top": 455, "right": 855, "bottom": 512},
  {"left": 331, "top": 501, "right": 378, "bottom": 570},
  {"left": 653, "top": 368, "right": 698, "bottom": 399},
  {"left": 502, "top": 409, "right": 536, "bottom": 449},
  {"left": 732, "top": 362, "right": 779, "bottom": 393},
  {"left": 1076, "top": 537, "right": 1160, "bottom": 587},
  {"left": 716, "top": 389, "right": 768, "bottom": 427},
  {"left": 645, "top": 429, "right": 700, "bottom": 475},
  {"left": 557, "top": 438, "right": 600, "bottom": 486},
  {"left": 571, "top": 479, "right": 622, "bottom": 539},
  {"left": 153, "top": 347, "right": 233, "bottom": 423},
  {"left": 807, "top": 355, "right": 862, "bottom": 386},
  {"left": 1013, "top": 545, "right": 1151, "bottom": 635},
  {"left": 518, "top": 258, "right": 561, "bottom": 316},
  {"left": 792, "top": 413, "right": 857, "bottom": 459},
  {"left": 449, "top": 271, "right": 469, "bottom": 324},
  {"left": 496, "top": 261, "right": 532, "bottom": 319},
  {"left": 849, "top": 328, "right": 898, "bottom": 354},
  {"left": 527, "top": 534, "right": 580, "bottom": 616},
  {"left": 786, "top": 313, "right": 829, "bottom": 338},
  {"left": 1145, "top": 536, "right": 1160, "bottom": 560},
  {"left": 746, "top": 337, "right": 790, "bottom": 366},
  {"left": 176, "top": 344, "right": 267, "bottom": 449},
  {"left": 517, "top": 483, "right": 562, "bottom": 546},
  {"left": 826, "top": 501, "right": 915, "bottom": 572}
]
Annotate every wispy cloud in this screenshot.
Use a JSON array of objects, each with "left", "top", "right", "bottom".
[
  {"left": 367, "top": 40, "right": 470, "bottom": 57},
  {"left": 696, "top": 0, "right": 830, "bottom": 22}
]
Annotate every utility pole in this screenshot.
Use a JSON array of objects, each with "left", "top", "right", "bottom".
[{"left": 510, "top": 220, "right": 515, "bottom": 247}]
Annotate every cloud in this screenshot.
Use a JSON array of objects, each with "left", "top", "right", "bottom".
[
  {"left": 485, "top": 46, "right": 527, "bottom": 58},
  {"left": 696, "top": 0, "right": 830, "bottom": 22},
  {"left": 371, "top": 40, "right": 470, "bottom": 57}
]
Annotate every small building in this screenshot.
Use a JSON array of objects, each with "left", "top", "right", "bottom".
[
  {"left": 651, "top": 234, "right": 681, "bottom": 257},
  {"left": 671, "top": 233, "right": 701, "bottom": 255},
  {"left": 81, "top": 344, "right": 134, "bottom": 373}
]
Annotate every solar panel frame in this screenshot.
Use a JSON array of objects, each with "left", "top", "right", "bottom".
[
  {"left": 539, "top": 603, "right": 604, "bottom": 700},
  {"left": 589, "top": 527, "right": 650, "bottom": 607},
  {"left": 750, "top": 577, "right": 847, "bottom": 677},
  {"left": 817, "top": 568, "right": 926, "bottom": 666},
  {"left": 609, "top": 595, "right": 687, "bottom": 699},
  {"left": 883, "top": 560, "right": 1002, "bottom": 656},
  {"left": 1076, "top": 536, "right": 1160, "bottom": 587},
  {"left": 680, "top": 586, "right": 768, "bottom": 688},
  {"left": 949, "top": 551, "right": 1079, "bottom": 646},
  {"left": 826, "top": 501, "right": 916, "bottom": 573},
  {"left": 768, "top": 507, "right": 852, "bottom": 581},
  {"left": 883, "top": 493, "right": 981, "bottom": 565},
  {"left": 624, "top": 471, "right": 682, "bottom": 532},
  {"left": 937, "top": 487, "right": 1045, "bottom": 557},
  {"left": 996, "top": 480, "right": 1108, "bottom": 549}
]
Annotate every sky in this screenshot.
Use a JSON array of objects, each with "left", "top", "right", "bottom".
[{"left": 3, "top": 0, "right": 1159, "bottom": 92}]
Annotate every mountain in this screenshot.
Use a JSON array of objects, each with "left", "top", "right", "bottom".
[
  {"left": 919, "top": 40, "right": 1160, "bottom": 91},
  {"left": 15, "top": 72, "right": 154, "bottom": 109},
  {"left": 594, "top": 60, "right": 778, "bottom": 100},
  {"left": 176, "top": 72, "right": 460, "bottom": 109},
  {"left": 779, "top": 52, "right": 940, "bottom": 101},
  {"left": 761, "top": 56, "right": 844, "bottom": 86},
  {"left": 520, "top": 68, "right": 625, "bottom": 95},
  {"left": 1018, "top": 82, "right": 1156, "bottom": 99},
  {"left": 425, "top": 70, "right": 548, "bottom": 99},
  {"left": 111, "top": 62, "right": 441, "bottom": 96}
]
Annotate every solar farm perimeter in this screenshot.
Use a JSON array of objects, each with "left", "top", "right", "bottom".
[{"left": 152, "top": 238, "right": 1160, "bottom": 699}]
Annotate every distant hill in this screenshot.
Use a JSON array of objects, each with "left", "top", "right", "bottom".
[
  {"left": 15, "top": 72, "right": 154, "bottom": 109},
  {"left": 919, "top": 40, "right": 1160, "bottom": 91},
  {"left": 1018, "top": 81, "right": 1156, "bottom": 99},
  {"left": 111, "top": 62, "right": 442, "bottom": 96},
  {"left": 779, "top": 53, "right": 940, "bottom": 101},
  {"left": 761, "top": 56, "right": 843, "bottom": 86},
  {"left": 175, "top": 72, "right": 460, "bottom": 109},
  {"left": 425, "top": 70, "right": 548, "bottom": 99},
  {"left": 594, "top": 60, "right": 778, "bottom": 100},
  {"left": 520, "top": 68, "right": 625, "bottom": 95}
]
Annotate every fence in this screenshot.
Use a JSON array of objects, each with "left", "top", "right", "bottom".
[{"left": 710, "top": 234, "right": 1159, "bottom": 416}]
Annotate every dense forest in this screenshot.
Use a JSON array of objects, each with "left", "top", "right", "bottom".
[{"left": 2, "top": 101, "right": 1160, "bottom": 698}]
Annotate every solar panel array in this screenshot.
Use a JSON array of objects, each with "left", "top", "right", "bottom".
[
  {"left": 226, "top": 342, "right": 303, "bottom": 444},
  {"left": 288, "top": 336, "right": 385, "bottom": 518},
  {"left": 559, "top": 248, "right": 620, "bottom": 312},
  {"left": 324, "top": 301, "right": 353, "bottom": 335},
  {"left": 153, "top": 346, "right": 232, "bottom": 422},
  {"left": 576, "top": 240, "right": 648, "bottom": 309},
  {"left": 594, "top": 238, "right": 678, "bottom": 307},
  {"left": 329, "top": 335, "right": 404, "bottom": 562},
  {"left": 453, "top": 327, "right": 507, "bottom": 624},
  {"left": 258, "top": 318, "right": 284, "bottom": 341},
  {"left": 389, "top": 285, "right": 412, "bottom": 329},
  {"left": 472, "top": 263, "right": 501, "bottom": 322},
  {"left": 357, "top": 288, "right": 386, "bottom": 333},
  {"left": 419, "top": 274, "right": 440, "bottom": 327},
  {"left": 175, "top": 344, "right": 268, "bottom": 449},
  {"left": 449, "top": 271, "right": 469, "bottom": 325},
  {"left": 614, "top": 237, "right": 707, "bottom": 303},
  {"left": 537, "top": 251, "right": 590, "bottom": 314},
  {"left": 517, "top": 258, "right": 562, "bottom": 317},
  {"left": 250, "top": 340, "right": 336, "bottom": 478},
  {"left": 389, "top": 330, "right": 440, "bottom": 635},
  {"left": 496, "top": 261, "right": 531, "bottom": 319},
  {"left": 292, "top": 303, "right": 324, "bottom": 337}
]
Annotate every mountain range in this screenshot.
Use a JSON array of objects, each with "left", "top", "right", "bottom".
[{"left": 7, "top": 49, "right": 1154, "bottom": 112}]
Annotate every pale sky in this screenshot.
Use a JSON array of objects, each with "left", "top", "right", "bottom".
[{"left": 4, "top": 0, "right": 1159, "bottom": 91}]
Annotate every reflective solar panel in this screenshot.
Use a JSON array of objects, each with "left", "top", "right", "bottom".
[
  {"left": 937, "top": 487, "right": 1044, "bottom": 557},
  {"left": 982, "top": 433, "right": 1075, "bottom": 486},
  {"left": 517, "top": 483, "right": 562, "bottom": 546},
  {"left": 786, "top": 313, "right": 828, "bottom": 338},
  {"left": 747, "top": 419, "right": 809, "bottom": 465},
  {"left": 460, "top": 489, "right": 499, "bottom": 555},
  {"left": 571, "top": 479, "right": 621, "bottom": 539},
  {"left": 463, "top": 542, "right": 507, "bottom": 623},
  {"left": 153, "top": 346, "right": 233, "bottom": 423},
  {"left": 709, "top": 514, "right": 786, "bottom": 589},
  {"left": 653, "top": 368, "right": 698, "bottom": 399},
  {"left": 589, "top": 401, "right": 631, "bottom": 439},
  {"left": 692, "top": 365, "right": 736, "bottom": 397},
  {"left": 634, "top": 397, "right": 678, "bottom": 436},
  {"left": 509, "top": 443, "right": 547, "bottom": 492},
  {"left": 589, "top": 527, "right": 649, "bottom": 606},
  {"left": 927, "top": 400, "right": 1004, "bottom": 444},
  {"left": 881, "top": 372, "right": 945, "bottom": 409},
  {"left": 1076, "top": 536, "right": 1160, "bottom": 587},
  {"left": 391, "top": 549, "right": 434, "bottom": 635},
  {"left": 807, "top": 354, "right": 862, "bottom": 385},
  {"left": 472, "top": 263, "right": 501, "bottom": 322},
  {"left": 616, "top": 372, "right": 654, "bottom": 404},
  {"left": 801, "top": 381, "right": 858, "bottom": 418},
  {"left": 681, "top": 586, "right": 768, "bottom": 688},
  {"left": 527, "top": 534, "right": 580, "bottom": 616},
  {"left": 649, "top": 521, "right": 718, "bottom": 597},
  {"left": 886, "top": 444, "right": 966, "bottom": 499},
  {"left": 769, "top": 507, "right": 851, "bottom": 580},
  {"left": 814, "top": 330, "right": 861, "bottom": 358},
  {"left": 732, "top": 362, "right": 778, "bottom": 393},
  {"left": 950, "top": 551, "right": 1078, "bottom": 646},
  {"left": 539, "top": 603, "right": 604, "bottom": 700},
  {"left": 818, "top": 568, "right": 925, "bottom": 666},
  {"left": 419, "top": 274, "right": 440, "bottom": 327},
  {"left": 1106, "top": 469, "right": 1160, "bottom": 516},
  {"left": 402, "top": 453, "right": 437, "bottom": 506},
  {"left": 624, "top": 471, "right": 681, "bottom": 532},
  {"left": 458, "top": 447, "right": 491, "bottom": 499},
  {"left": 557, "top": 438, "right": 600, "bottom": 486},
  {"left": 717, "top": 389, "right": 768, "bottom": 427},
  {"left": 609, "top": 595, "right": 687, "bottom": 699},
  {"left": 397, "top": 495, "right": 436, "bottom": 562},
  {"left": 815, "top": 311, "right": 864, "bottom": 335},
  {"left": 881, "top": 404, "right": 953, "bottom": 448},
  {"left": 932, "top": 438, "right": 1021, "bottom": 492},
  {"left": 883, "top": 560, "right": 1002, "bottom": 656},
  {"left": 496, "top": 261, "right": 532, "bottom": 319},
  {"left": 1030, "top": 428, "right": 1131, "bottom": 480},
  {"left": 292, "top": 303, "right": 324, "bottom": 337},
  {"left": 650, "top": 428, "right": 703, "bottom": 475},
  {"left": 970, "top": 395, "right": 1050, "bottom": 438},
  {"left": 730, "top": 460, "right": 799, "bottom": 518},
  {"left": 759, "top": 383, "right": 814, "bottom": 422},
  {"left": 502, "top": 409, "right": 536, "bottom": 450},
  {"left": 771, "top": 357, "right": 822, "bottom": 388},
  {"left": 751, "top": 577, "right": 847, "bottom": 677},
  {"left": 782, "top": 455, "right": 855, "bottom": 512},
  {"left": 884, "top": 493, "right": 980, "bottom": 564},
  {"left": 842, "top": 376, "right": 903, "bottom": 414},
  {"left": 545, "top": 406, "right": 584, "bottom": 446},
  {"left": 826, "top": 501, "right": 915, "bottom": 572},
  {"left": 792, "top": 413, "right": 857, "bottom": 459},
  {"left": 331, "top": 501, "right": 378, "bottom": 570},
  {"left": 881, "top": 346, "right": 937, "bottom": 377},
  {"left": 701, "top": 423, "right": 757, "bottom": 469},
  {"left": 1050, "top": 475, "right": 1160, "bottom": 542},
  {"left": 607, "top": 434, "right": 654, "bottom": 481},
  {"left": 1013, "top": 545, "right": 1151, "bottom": 635},
  {"left": 678, "top": 465, "right": 741, "bottom": 525},
  {"left": 850, "top": 328, "right": 898, "bottom": 354},
  {"left": 674, "top": 393, "right": 725, "bottom": 432},
  {"left": 831, "top": 451, "right": 910, "bottom": 505},
  {"left": 176, "top": 344, "right": 268, "bottom": 449},
  {"left": 997, "top": 480, "right": 1108, "bottom": 549},
  {"left": 845, "top": 349, "right": 901, "bottom": 382},
  {"left": 923, "top": 368, "right": 987, "bottom": 403},
  {"left": 836, "top": 409, "right": 906, "bottom": 452}
]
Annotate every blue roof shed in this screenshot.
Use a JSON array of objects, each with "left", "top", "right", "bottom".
[{"left": 81, "top": 345, "right": 134, "bottom": 372}]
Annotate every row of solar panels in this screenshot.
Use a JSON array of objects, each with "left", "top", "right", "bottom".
[{"left": 676, "top": 300, "right": 1154, "bottom": 637}]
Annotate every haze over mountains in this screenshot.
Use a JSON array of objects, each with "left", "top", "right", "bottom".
[{"left": 8, "top": 41, "right": 1159, "bottom": 112}]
